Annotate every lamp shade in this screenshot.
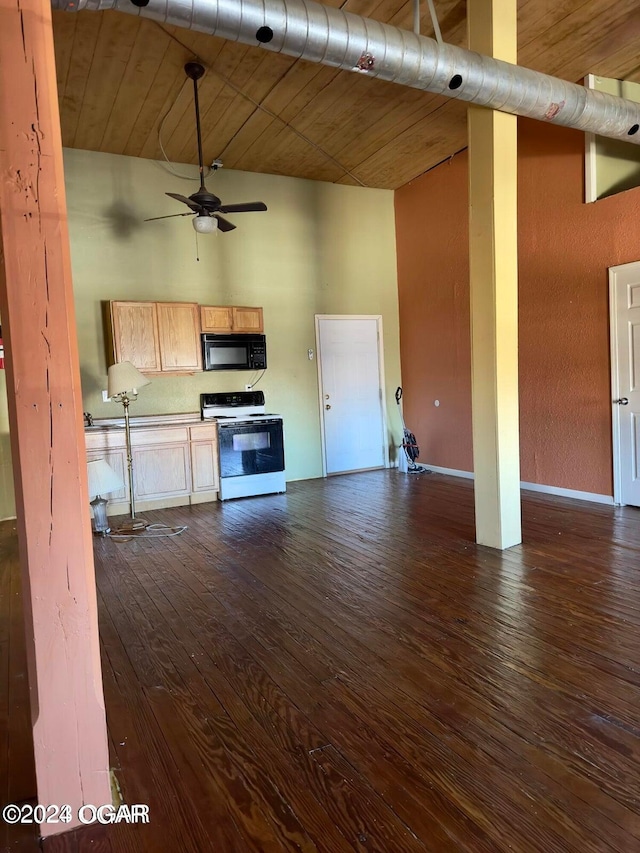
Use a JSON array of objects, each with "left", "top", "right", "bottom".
[
  {"left": 87, "top": 459, "right": 123, "bottom": 499},
  {"left": 107, "top": 361, "right": 151, "bottom": 398}
]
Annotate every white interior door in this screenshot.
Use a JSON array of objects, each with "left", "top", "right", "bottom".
[
  {"left": 316, "top": 316, "right": 387, "bottom": 475},
  {"left": 610, "top": 262, "right": 640, "bottom": 506}
]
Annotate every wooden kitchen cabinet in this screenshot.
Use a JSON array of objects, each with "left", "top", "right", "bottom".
[
  {"left": 200, "top": 305, "right": 263, "bottom": 334},
  {"left": 156, "top": 302, "right": 202, "bottom": 371},
  {"left": 109, "top": 301, "right": 161, "bottom": 372},
  {"left": 189, "top": 424, "right": 219, "bottom": 493},
  {"left": 232, "top": 306, "right": 264, "bottom": 333},
  {"left": 108, "top": 300, "right": 202, "bottom": 374},
  {"left": 200, "top": 305, "right": 233, "bottom": 333},
  {"left": 85, "top": 417, "right": 219, "bottom": 515},
  {"left": 132, "top": 440, "right": 191, "bottom": 500}
]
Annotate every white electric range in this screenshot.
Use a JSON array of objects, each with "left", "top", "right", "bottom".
[{"left": 201, "top": 391, "right": 286, "bottom": 501}]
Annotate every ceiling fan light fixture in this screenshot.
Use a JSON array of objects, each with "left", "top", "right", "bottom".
[{"left": 193, "top": 215, "right": 218, "bottom": 234}]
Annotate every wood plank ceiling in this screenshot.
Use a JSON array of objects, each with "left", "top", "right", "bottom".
[{"left": 52, "top": 0, "right": 640, "bottom": 190}]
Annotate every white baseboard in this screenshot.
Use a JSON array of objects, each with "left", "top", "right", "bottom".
[
  {"left": 0, "top": 515, "right": 17, "bottom": 523},
  {"left": 423, "top": 465, "right": 614, "bottom": 505},
  {"left": 519, "top": 480, "right": 614, "bottom": 505},
  {"left": 421, "top": 464, "right": 475, "bottom": 479}
]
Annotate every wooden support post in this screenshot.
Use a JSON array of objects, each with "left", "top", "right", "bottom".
[
  {"left": 0, "top": 0, "right": 111, "bottom": 837},
  {"left": 468, "top": 0, "right": 522, "bottom": 549}
]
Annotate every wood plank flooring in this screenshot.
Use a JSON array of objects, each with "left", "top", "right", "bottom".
[
  {"left": 2, "top": 471, "right": 640, "bottom": 851},
  {"left": 0, "top": 520, "right": 38, "bottom": 853}
]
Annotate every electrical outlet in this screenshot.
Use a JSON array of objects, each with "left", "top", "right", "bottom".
[
  {"left": 245, "top": 384, "right": 252, "bottom": 392},
  {"left": 102, "top": 390, "right": 111, "bottom": 402}
]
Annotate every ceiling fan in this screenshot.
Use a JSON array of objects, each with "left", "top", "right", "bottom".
[{"left": 145, "top": 62, "right": 267, "bottom": 234}]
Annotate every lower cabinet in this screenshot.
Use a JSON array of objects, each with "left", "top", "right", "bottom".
[
  {"left": 85, "top": 420, "right": 219, "bottom": 515},
  {"left": 191, "top": 446, "right": 218, "bottom": 491},
  {"left": 189, "top": 423, "right": 219, "bottom": 494},
  {"left": 132, "top": 443, "right": 191, "bottom": 500}
]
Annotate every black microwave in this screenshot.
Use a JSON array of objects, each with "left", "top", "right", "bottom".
[{"left": 202, "top": 334, "right": 267, "bottom": 371}]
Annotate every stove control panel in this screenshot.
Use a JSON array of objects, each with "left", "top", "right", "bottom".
[{"left": 201, "top": 390, "right": 265, "bottom": 409}]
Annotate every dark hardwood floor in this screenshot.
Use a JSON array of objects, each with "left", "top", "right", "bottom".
[{"left": 3, "top": 471, "right": 640, "bottom": 851}]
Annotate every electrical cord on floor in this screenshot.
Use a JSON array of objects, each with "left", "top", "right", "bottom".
[{"left": 109, "top": 523, "right": 188, "bottom": 542}]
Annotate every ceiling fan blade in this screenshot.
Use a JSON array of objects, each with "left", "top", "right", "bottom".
[
  {"left": 217, "top": 202, "right": 268, "bottom": 214},
  {"left": 144, "top": 212, "right": 194, "bottom": 222},
  {"left": 166, "top": 192, "right": 202, "bottom": 212},
  {"left": 214, "top": 215, "right": 237, "bottom": 232}
]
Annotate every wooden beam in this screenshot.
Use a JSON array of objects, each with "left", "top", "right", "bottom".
[
  {"left": 0, "top": 0, "right": 111, "bottom": 837},
  {"left": 468, "top": 0, "right": 522, "bottom": 549}
]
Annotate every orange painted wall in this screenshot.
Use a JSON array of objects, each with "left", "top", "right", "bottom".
[{"left": 395, "top": 118, "right": 640, "bottom": 496}]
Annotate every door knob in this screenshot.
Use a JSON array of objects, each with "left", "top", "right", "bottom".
[
  {"left": 325, "top": 404, "right": 331, "bottom": 410},
  {"left": 614, "top": 397, "right": 629, "bottom": 405}
]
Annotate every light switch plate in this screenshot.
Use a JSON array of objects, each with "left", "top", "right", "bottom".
[{"left": 102, "top": 390, "right": 110, "bottom": 402}]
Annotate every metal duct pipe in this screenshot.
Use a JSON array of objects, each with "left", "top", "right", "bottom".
[{"left": 52, "top": 0, "right": 640, "bottom": 145}]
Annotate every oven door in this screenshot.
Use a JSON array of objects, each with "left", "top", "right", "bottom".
[{"left": 218, "top": 419, "right": 284, "bottom": 478}]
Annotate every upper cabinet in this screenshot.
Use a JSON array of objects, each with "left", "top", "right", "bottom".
[
  {"left": 108, "top": 301, "right": 202, "bottom": 374},
  {"left": 200, "top": 306, "right": 233, "bottom": 334},
  {"left": 156, "top": 302, "right": 202, "bottom": 372},
  {"left": 200, "top": 305, "right": 263, "bottom": 334},
  {"left": 109, "top": 301, "right": 162, "bottom": 372},
  {"left": 107, "top": 301, "right": 263, "bottom": 373},
  {"left": 233, "top": 306, "right": 264, "bottom": 333}
]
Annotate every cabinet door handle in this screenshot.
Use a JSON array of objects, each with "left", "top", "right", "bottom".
[{"left": 325, "top": 404, "right": 331, "bottom": 410}]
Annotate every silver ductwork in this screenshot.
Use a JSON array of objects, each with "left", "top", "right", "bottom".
[{"left": 52, "top": 0, "right": 640, "bottom": 145}]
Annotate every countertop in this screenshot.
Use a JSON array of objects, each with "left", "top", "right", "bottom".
[{"left": 85, "top": 412, "right": 206, "bottom": 430}]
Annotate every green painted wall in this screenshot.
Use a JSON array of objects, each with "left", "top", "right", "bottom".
[{"left": 0, "top": 149, "right": 401, "bottom": 518}]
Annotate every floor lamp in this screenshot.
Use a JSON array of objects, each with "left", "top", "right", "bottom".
[{"left": 107, "top": 361, "right": 151, "bottom": 533}]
